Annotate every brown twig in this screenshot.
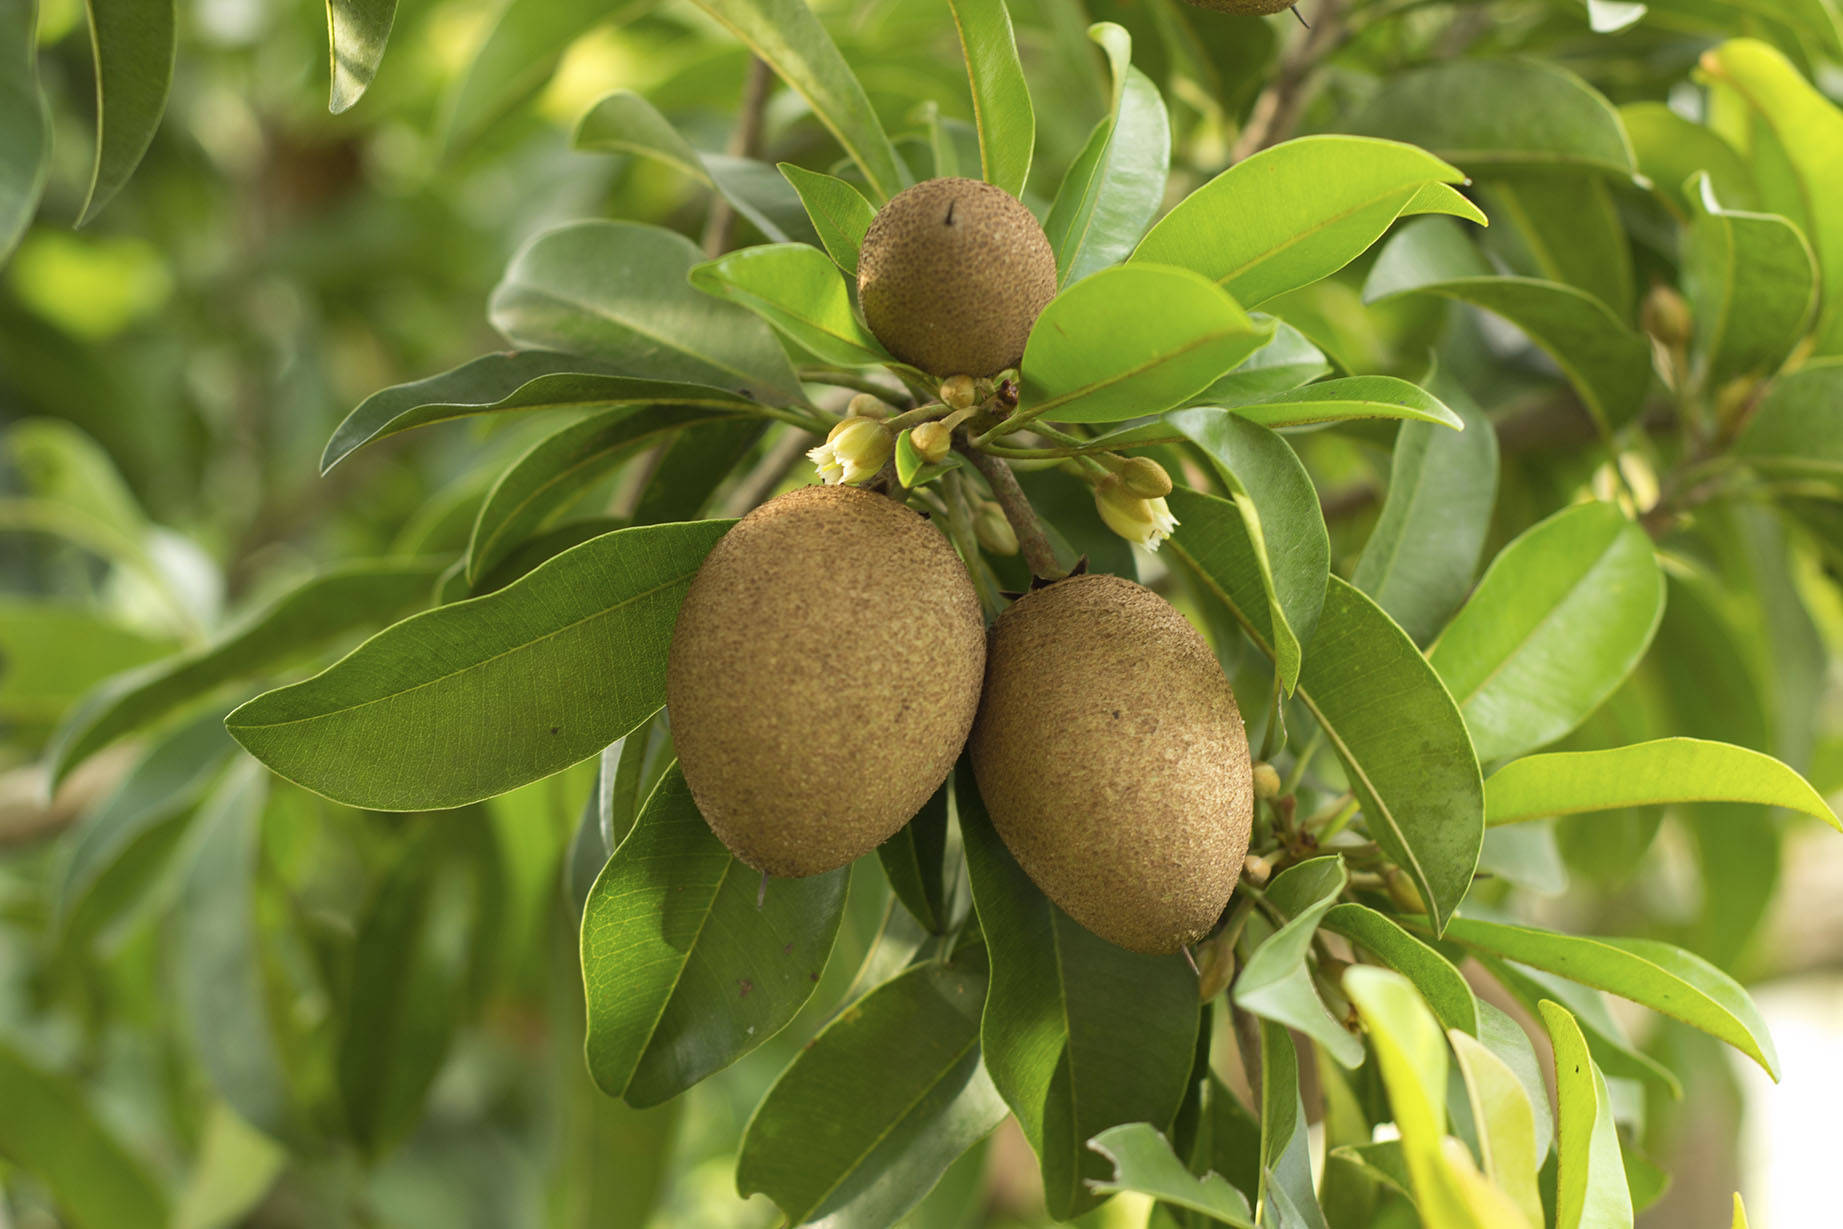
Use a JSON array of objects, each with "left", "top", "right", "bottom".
[
  {"left": 701, "top": 57, "right": 774, "bottom": 257},
  {"left": 1230, "top": 0, "right": 1347, "bottom": 163},
  {"left": 959, "top": 445, "right": 1065, "bottom": 582}
]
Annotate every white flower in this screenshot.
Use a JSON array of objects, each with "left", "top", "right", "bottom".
[
  {"left": 1094, "top": 476, "right": 1179, "bottom": 551},
  {"left": 807, "top": 417, "right": 893, "bottom": 485}
]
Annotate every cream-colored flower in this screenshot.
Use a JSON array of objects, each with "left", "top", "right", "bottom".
[
  {"left": 1093, "top": 476, "right": 1178, "bottom": 551},
  {"left": 807, "top": 416, "right": 893, "bottom": 485}
]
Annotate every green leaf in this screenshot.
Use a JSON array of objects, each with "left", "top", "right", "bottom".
[
  {"left": 322, "top": 351, "right": 754, "bottom": 473},
  {"left": 1476, "top": 175, "right": 1633, "bottom": 316},
  {"left": 488, "top": 221, "right": 803, "bottom": 405},
  {"left": 1733, "top": 358, "right": 1843, "bottom": 476},
  {"left": 1019, "top": 264, "right": 1272, "bottom": 424},
  {"left": 1476, "top": 1000, "right": 1554, "bottom": 1163},
  {"left": 1169, "top": 509, "right": 1483, "bottom": 932},
  {"left": 1321, "top": 904, "right": 1479, "bottom": 1035},
  {"left": 631, "top": 418, "right": 766, "bottom": 526},
  {"left": 0, "top": 1039, "right": 168, "bottom": 1229},
  {"left": 1621, "top": 101, "right": 1757, "bottom": 217},
  {"left": 467, "top": 404, "right": 744, "bottom": 584},
  {"left": 1, "top": 0, "right": 48, "bottom": 260},
  {"left": 227, "top": 521, "right": 728, "bottom": 811},
  {"left": 0, "top": 598, "right": 171, "bottom": 726},
  {"left": 1132, "top": 135, "right": 1465, "bottom": 307},
  {"left": 878, "top": 782, "right": 951, "bottom": 932},
  {"left": 690, "top": 243, "right": 892, "bottom": 368},
  {"left": 1234, "top": 858, "right": 1364, "bottom": 1067},
  {"left": 1043, "top": 23, "right": 1170, "bottom": 287},
  {"left": 947, "top": 0, "right": 1033, "bottom": 198},
  {"left": 1168, "top": 410, "right": 1328, "bottom": 694},
  {"left": 1351, "top": 376, "right": 1499, "bottom": 647},
  {"left": 1348, "top": 59, "right": 1636, "bottom": 177},
  {"left": 1482, "top": 959, "right": 1680, "bottom": 1097},
  {"left": 325, "top": 1, "right": 396, "bottom": 113},
  {"left": 1364, "top": 218, "right": 1654, "bottom": 434},
  {"left": 1538, "top": 1002, "right": 1634, "bottom": 1229},
  {"left": 439, "top": 0, "right": 645, "bottom": 151},
  {"left": 685, "top": 0, "right": 905, "bottom": 201},
  {"left": 1257, "top": 1020, "right": 1327, "bottom": 1229},
  {"left": 1683, "top": 172, "right": 1817, "bottom": 388},
  {"left": 1087, "top": 1123, "right": 1255, "bottom": 1226},
  {"left": 1430, "top": 501, "right": 1664, "bottom": 764},
  {"left": 959, "top": 766, "right": 1199, "bottom": 1220},
  {"left": 77, "top": 0, "right": 176, "bottom": 225},
  {"left": 1192, "top": 320, "right": 1330, "bottom": 409},
  {"left": 1448, "top": 1030, "right": 1545, "bottom": 1229},
  {"left": 737, "top": 957, "right": 1005, "bottom": 1225},
  {"left": 50, "top": 559, "right": 442, "bottom": 788},
  {"left": 1221, "top": 376, "right": 1462, "bottom": 431},
  {"left": 1447, "top": 917, "right": 1778, "bottom": 1078},
  {"left": 1484, "top": 737, "right": 1839, "bottom": 830},
  {"left": 779, "top": 163, "right": 876, "bottom": 274},
  {"left": 1479, "top": 825, "right": 1569, "bottom": 896},
  {"left": 582, "top": 766, "right": 847, "bottom": 1106}
]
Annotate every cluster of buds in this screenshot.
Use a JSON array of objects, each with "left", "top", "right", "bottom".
[
  {"left": 1092, "top": 460, "right": 1178, "bottom": 551},
  {"left": 808, "top": 415, "right": 894, "bottom": 485}
]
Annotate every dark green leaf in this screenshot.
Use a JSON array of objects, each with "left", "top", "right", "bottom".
[
  {"left": 948, "top": 0, "right": 1033, "bottom": 198},
  {"left": 1538, "top": 1002, "right": 1633, "bottom": 1229},
  {"left": 779, "top": 163, "right": 876, "bottom": 273},
  {"left": 78, "top": 0, "right": 176, "bottom": 224},
  {"left": 1087, "top": 1123, "right": 1255, "bottom": 1226},
  {"left": 0, "top": 598, "right": 171, "bottom": 727},
  {"left": 1477, "top": 174, "right": 1633, "bottom": 317},
  {"left": 1321, "top": 904, "right": 1479, "bottom": 1035},
  {"left": 1683, "top": 172, "right": 1817, "bottom": 389},
  {"left": 325, "top": 0, "right": 397, "bottom": 113},
  {"left": 878, "top": 782, "right": 951, "bottom": 932},
  {"left": 1258, "top": 1020, "right": 1328, "bottom": 1229},
  {"left": 1, "top": 0, "right": 48, "bottom": 259},
  {"left": 631, "top": 418, "right": 766, "bottom": 525}
]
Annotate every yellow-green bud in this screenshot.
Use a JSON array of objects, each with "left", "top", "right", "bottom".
[
  {"left": 1640, "top": 284, "right": 1692, "bottom": 349},
  {"left": 1120, "top": 456, "right": 1173, "bottom": 499},
  {"left": 910, "top": 420, "right": 952, "bottom": 464},
  {"left": 973, "top": 502, "right": 1019, "bottom": 556},
  {"left": 1242, "top": 853, "right": 1273, "bottom": 886},
  {"left": 1252, "top": 762, "right": 1282, "bottom": 800},
  {"left": 940, "top": 374, "right": 979, "bottom": 411},
  {"left": 1093, "top": 475, "right": 1179, "bottom": 551},
  {"left": 807, "top": 416, "right": 893, "bottom": 485},
  {"left": 1193, "top": 931, "right": 1236, "bottom": 1001},
  {"left": 1384, "top": 867, "right": 1426, "bottom": 915},
  {"left": 846, "top": 392, "right": 897, "bottom": 420}
]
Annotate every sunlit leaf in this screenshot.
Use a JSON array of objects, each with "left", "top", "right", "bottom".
[
  {"left": 78, "top": 0, "right": 176, "bottom": 225},
  {"left": 325, "top": 0, "right": 397, "bottom": 113},
  {"left": 1538, "top": 1001, "right": 1635, "bottom": 1229}
]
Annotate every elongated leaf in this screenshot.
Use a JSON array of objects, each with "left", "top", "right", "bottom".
[
  {"left": 1447, "top": 917, "right": 1778, "bottom": 1077},
  {"left": 1193, "top": 320, "right": 1331, "bottom": 408},
  {"left": 1621, "top": 101, "right": 1757, "bottom": 217},
  {"left": 78, "top": 0, "right": 176, "bottom": 224},
  {"left": 439, "top": 0, "right": 645, "bottom": 151},
  {"left": 1365, "top": 218, "right": 1654, "bottom": 433},
  {"left": 325, "top": 1, "right": 396, "bottom": 113},
  {"left": 1477, "top": 1000, "right": 1554, "bottom": 1161},
  {"left": 947, "top": 0, "right": 1032, "bottom": 197},
  {"left": 1087, "top": 1123, "right": 1255, "bottom": 1226},
  {"left": 630, "top": 418, "right": 765, "bottom": 525},
  {"left": 1321, "top": 904, "right": 1478, "bottom": 1035},
  {"left": 1538, "top": 1002, "right": 1634, "bottom": 1229},
  {"left": 583, "top": 767, "right": 846, "bottom": 1106},
  {"left": 738, "top": 957, "right": 1004, "bottom": 1225},
  {"left": 1430, "top": 501, "right": 1663, "bottom": 765},
  {"left": 488, "top": 221, "right": 803, "bottom": 404},
  {"left": 878, "top": 782, "right": 951, "bottom": 933},
  {"left": 1258, "top": 1020, "right": 1327, "bottom": 1229},
  {"left": 1, "top": 0, "right": 48, "bottom": 259},
  {"left": 1477, "top": 174, "right": 1633, "bottom": 316},
  {"left": 1168, "top": 410, "right": 1328, "bottom": 693},
  {"left": 1733, "top": 358, "right": 1843, "bottom": 475},
  {"left": 687, "top": 0, "right": 905, "bottom": 201},
  {"left": 1234, "top": 858, "right": 1363, "bottom": 1066},
  {"left": 1485, "top": 738, "right": 1838, "bottom": 829},
  {"left": 1683, "top": 172, "right": 1816, "bottom": 388},
  {"left": 1223, "top": 376, "right": 1462, "bottom": 431},
  {"left": 691, "top": 243, "right": 891, "bottom": 367},
  {"left": 0, "top": 1039, "right": 168, "bottom": 1229},
  {"left": 1348, "top": 59, "right": 1636, "bottom": 177},
  {"left": 779, "top": 164, "right": 875, "bottom": 273},
  {"left": 50, "top": 559, "right": 442, "bottom": 788},
  {"left": 467, "top": 404, "right": 743, "bottom": 583},
  {"left": 1043, "top": 23, "right": 1169, "bottom": 287},
  {"left": 227, "top": 521, "right": 729, "bottom": 811},
  {"left": 959, "top": 766, "right": 1199, "bottom": 1220},
  {"left": 0, "top": 599, "right": 170, "bottom": 726},
  {"left": 1132, "top": 135, "right": 1465, "bottom": 307},
  {"left": 1019, "top": 264, "right": 1271, "bottom": 424},
  {"left": 1449, "top": 1030, "right": 1544, "bottom": 1229},
  {"left": 1483, "top": 958, "right": 1680, "bottom": 1096},
  {"left": 1170, "top": 497, "right": 1482, "bottom": 931}
]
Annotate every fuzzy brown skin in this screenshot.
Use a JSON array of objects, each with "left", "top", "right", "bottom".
[
  {"left": 667, "top": 485, "right": 985, "bottom": 876},
  {"left": 1183, "top": 0, "right": 1299, "bottom": 14},
  {"left": 857, "top": 177, "right": 1058, "bottom": 378},
  {"left": 970, "top": 574, "right": 1252, "bottom": 954}
]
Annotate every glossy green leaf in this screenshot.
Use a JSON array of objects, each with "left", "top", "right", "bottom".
[
  {"left": 488, "top": 221, "right": 803, "bottom": 404},
  {"left": 1043, "top": 23, "right": 1170, "bottom": 287},
  {"left": 959, "top": 766, "right": 1199, "bottom": 1220},
  {"left": 1733, "top": 358, "right": 1843, "bottom": 476},
  {"left": 1477, "top": 175, "right": 1633, "bottom": 316},
  {"left": 78, "top": 0, "right": 177, "bottom": 225},
  {"left": 1483, "top": 958, "right": 1680, "bottom": 1096},
  {"left": 1, "top": 0, "right": 48, "bottom": 259},
  {"left": 1449, "top": 1030, "right": 1545, "bottom": 1229},
  {"left": 1477, "top": 1000, "right": 1554, "bottom": 1162},
  {"left": 1348, "top": 59, "right": 1636, "bottom": 177},
  {"left": 1235, "top": 860, "right": 1363, "bottom": 1067},
  {"left": 1447, "top": 917, "right": 1778, "bottom": 1077},
  {"left": 439, "top": 0, "right": 645, "bottom": 151},
  {"left": 582, "top": 766, "right": 847, "bottom": 1106},
  {"left": 1018, "top": 264, "right": 1271, "bottom": 424},
  {"left": 1133, "top": 135, "right": 1465, "bottom": 307},
  {"left": 690, "top": 243, "right": 891, "bottom": 367},
  {"left": 1538, "top": 1002, "right": 1634, "bottom": 1229},
  {"left": 779, "top": 163, "right": 875, "bottom": 273},
  {"left": 1257, "top": 1020, "right": 1327, "bottom": 1229},
  {"left": 1683, "top": 172, "right": 1816, "bottom": 388},
  {"left": 1087, "top": 1123, "right": 1255, "bottom": 1226},
  {"left": 1169, "top": 503, "right": 1483, "bottom": 931},
  {"left": 1168, "top": 410, "right": 1328, "bottom": 693},
  {"left": 1352, "top": 376, "right": 1498, "bottom": 646},
  {"left": 737, "top": 957, "right": 1004, "bottom": 1225},
  {"left": 1620, "top": 102, "right": 1757, "bottom": 217},
  {"left": 947, "top": 0, "right": 1033, "bottom": 197},
  {"left": 50, "top": 559, "right": 442, "bottom": 788},
  {"left": 1430, "top": 501, "right": 1663, "bottom": 764},
  {"left": 1365, "top": 218, "right": 1654, "bottom": 434},
  {"left": 325, "top": 1, "right": 396, "bottom": 113},
  {"left": 0, "top": 1039, "right": 168, "bottom": 1229},
  {"left": 1221, "top": 376, "right": 1462, "bottom": 431},
  {"left": 227, "top": 521, "right": 728, "bottom": 811},
  {"left": 1321, "top": 904, "right": 1478, "bottom": 1035},
  {"left": 686, "top": 0, "right": 905, "bottom": 201},
  {"left": 1192, "top": 320, "right": 1331, "bottom": 409},
  {"left": 878, "top": 782, "right": 951, "bottom": 933},
  {"left": 1485, "top": 737, "right": 1839, "bottom": 829}
]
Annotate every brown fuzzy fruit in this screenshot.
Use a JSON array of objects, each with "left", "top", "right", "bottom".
[
  {"left": 857, "top": 177, "right": 1058, "bottom": 378},
  {"left": 667, "top": 485, "right": 985, "bottom": 876},
  {"left": 969, "top": 574, "right": 1252, "bottom": 954}
]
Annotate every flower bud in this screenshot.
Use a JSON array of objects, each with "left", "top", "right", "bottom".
[
  {"left": 1640, "top": 284, "right": 1692, "bottom": 349},
  {"left": 973, "top": 502, "right": 1019, "bottom": 556},
  {"left": 846, "top": 392, "right": 897, "bottom": 420},
  {"left": 1120, "top": 456, "right": 1173, "bottom": 499},
  {"left": 940, "top": 374, "right": 979, "bottom": 411},
  {"left": 1093, "top": 475, "right": 1178, "bottom": 551},
  {"left": 807, "top": 416, "right": 893, "bottom": 485},
  {"left": 910, "top": 420, "right": 952, "bottom": 464},
  {"left": 1252, "top": 762, "right": 1282, "bottom": 800},
  {"left": 1193, "top": 931, "right": 1236, "bottom": 1001},
  {"left": 1384, "top": 866, "right": 1426, "bottom": 915}
]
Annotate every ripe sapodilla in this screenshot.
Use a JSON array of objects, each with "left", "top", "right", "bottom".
[
  {"left": 970, "top": 574, "right": 1253, "bottom": 954},
  {"left": 857, "top": 177, "right": 1057, "bottom": 379},
  {"left": 666, "top": 485, "right": 985, "bottom": 877}
]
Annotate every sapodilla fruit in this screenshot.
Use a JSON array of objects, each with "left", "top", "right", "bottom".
[
  {"left": 667, "top": 484, "right": 985, "bottom": 876},
  {"left": 856, "top": 177, "right": 1057, "bottom": 379},
  {"left": 970, "top": 574, "right": 1252, "bottom": 954}
]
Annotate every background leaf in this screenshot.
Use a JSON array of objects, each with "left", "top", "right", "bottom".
[
  {"left": 1, "top": 0, "right": 48, "bottom": 259},
  {"left": 1732, "top": 358, "right": 1843, "bottom": 476},
  {"left": 1220, "top": 376, "right": 1462, "bottom": 431},
  {"left": 1087, "top": 1123, "right": 1255, "bottom": 1226},
  {"left": 1257, "top": 1020, "right": 1327, "bottom": 1229},
  {"left": 325, "top": 0, "right": 397, "bottom": 114},
  {"left": 948, "top": 0, "right": 1033, "bottom": 198},
  {"left": 1683, "top": 172, "right": 1816, "bottom": 388},
  {"left": 78, "top": 0, "right": 177, "bottom": 225}
]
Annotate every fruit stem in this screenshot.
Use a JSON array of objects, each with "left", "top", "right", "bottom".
[
  {"left": 959, "top": 445, "right": 1067, "bottom": 582},
  {"left": 799, "top": 368, "right": 913, "bottom": 403}
]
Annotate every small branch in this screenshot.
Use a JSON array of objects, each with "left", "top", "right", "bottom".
[
  {"left": 1230, "top": 0, "right": 1347, "bottom": 162},
  {"left": 702, "top": 57, "right": 774, "bottom": 257},
  {"left": 723, "top": 426, "right": 814, "bottom": 516},
  {"left": 960, "top": 445, "right": 1065, "bottom": 582}
]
